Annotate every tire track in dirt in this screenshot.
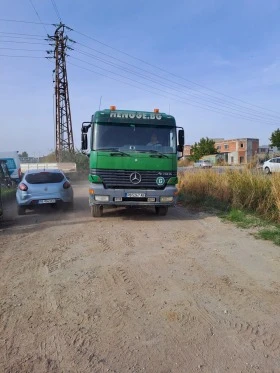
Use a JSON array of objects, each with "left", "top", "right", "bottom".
[
  {"left": 41, "top": 229, "right": 84, "bottom": 275},
  {"left": 97, "top": 234, "right": 111, "bottom": 252},
  {"left": 110, "top": 220, "right": 276, "bottom": 371},
  {"left": 154, "top": 228, "right": 280, "bottom": 368},
  {"left": 120, "top": 230, "right": 136, "bottom": 250},
  {"left": 164, "top": 226, "right": 280, "bottom": 316},
  {"left": 26, "top": 226, "right": 109, "bottom": 372},
  {"left": 106, "top": 257, "right": 219, "bottom": 371},
  {"left": 100, "top": 265, "right": 196, "bottom": 371},
  {"left": 223, "top": 318, "right": 280, "bottom": 358}
]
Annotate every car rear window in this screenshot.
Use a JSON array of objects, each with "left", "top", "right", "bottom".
[{"left": 25, "top": 172, "right": 64, "bottom": 184}]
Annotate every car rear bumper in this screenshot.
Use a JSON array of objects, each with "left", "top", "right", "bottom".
[{"left": 16, "top": 193, "right": 73, "bottom": 206}]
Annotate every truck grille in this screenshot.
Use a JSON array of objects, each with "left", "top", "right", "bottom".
[{"left": 90, "top": 169, "right": 176, "bottom": 189}]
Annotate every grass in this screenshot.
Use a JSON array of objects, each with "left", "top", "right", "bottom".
[
  {"left": 221, "top": 208, "right": 266, "bottom": 229},
  {"left": 177, "top": 158, "right": 193, "bottom": 167},
  {"left": 256, "top": 229, "right": 280, "bottom": 246},
  {"left": 178, "top": 169, "right": 280, "bottom": 245}
]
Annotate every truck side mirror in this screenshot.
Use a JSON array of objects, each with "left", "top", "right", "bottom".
[
  {"left": 81, "top": 133, "right": 88, "bottom": 150},
  {"left": 178, "top": 129, "right": 184, "bottom": 147},
  {"left": 177, "top": 129, "right": 184, "bottom": 154}
]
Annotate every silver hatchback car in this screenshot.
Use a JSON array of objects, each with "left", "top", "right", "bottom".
[{"left": 16, "top": 169, "right": 74, "bottom": 215}]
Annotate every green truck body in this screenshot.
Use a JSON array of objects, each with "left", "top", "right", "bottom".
[{"left": 81, "top": 108, "right": 184, "bottom": 217}]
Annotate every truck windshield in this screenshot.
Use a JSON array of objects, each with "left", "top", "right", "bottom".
[{"left": 94, "top": 123, "right": 177, "bottom": 154}]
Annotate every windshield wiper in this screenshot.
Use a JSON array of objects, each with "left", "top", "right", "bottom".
[
  {"left": 136, "top": 149, "right": 169, "bottom": 158},
  {"left": 97, "top": 148, "right": 131, "bottom": 157}
]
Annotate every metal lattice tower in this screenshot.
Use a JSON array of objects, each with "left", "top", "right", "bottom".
[{"left": 48, "top": 24, "right": 74, "bottom": 162}]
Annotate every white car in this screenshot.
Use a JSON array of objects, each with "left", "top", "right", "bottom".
[
  {"left": 263, "top": 157, "right": 280, "bottom": 174},
  {"left": 193, "top": 160, "right": 212, "bottom": 169}
]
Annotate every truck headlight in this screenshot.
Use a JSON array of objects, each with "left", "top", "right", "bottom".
[
  {"left": 160, "top": 196, "right": 173, "bottom": 202},
  {"left": 95, "top": 195, "right": 109, "bottom": 202}
]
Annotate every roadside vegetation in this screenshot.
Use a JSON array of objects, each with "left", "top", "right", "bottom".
[
  {"left": 189, "top": 137, "right": 218, "bottom": 161},
  {"left": 41, "top": 150, "right": 89, "bottom": 171},
  {"left": 178, "top": 169, "right": 280, "bottom": 245}
]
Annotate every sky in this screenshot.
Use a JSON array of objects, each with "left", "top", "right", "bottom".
[{"left": 1, "top": 0, "right": 280, "bottom": 156}]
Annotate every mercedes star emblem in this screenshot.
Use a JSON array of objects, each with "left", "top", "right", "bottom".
[{"left": 130, "top": 172, "right": 141, "bottom": 184}]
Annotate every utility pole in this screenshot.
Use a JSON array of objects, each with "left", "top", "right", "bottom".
[{"left": 48, "top": 23, "right": 75, "bottom": 162}]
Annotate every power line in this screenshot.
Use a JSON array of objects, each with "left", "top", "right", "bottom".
[
  {"left": 70, "top": 48, "right": 278, "bottom": 124},
  {"left": 0, "top": 31, "right": 45, "bottom": 38},
  {"left": 0, "top": 47, "right": 46, "bottom": 51},
  {"left": 0, "top": 54, "right": 45, "bottom": 58},
  {"left": 73, "top": 40, "right": 280, "bottom": 122},
  {"left": 0, "top": 18, "right": 53, "bottom": 25},
  {"left": 68, "top": 61, "right": 186, "bottom": 102},
  {"left": 68, "top": 61, "right": 277, "bottom": 126},
  {"left": 0, "top": 35, "right": 45, "bottom": 41},
  {"left": 0, "top": 40, "right": 49, "bottom": 45},
  {"left": 28, "top": 0, "right": 49, "bottom": 34},
  {"left": 50, "top": 0, "right": 62, "bottom": 22},
  {"left": 7, "top": 29, "right": 268, "bottom": 122},
  {"left": 72, "top": 28, "right": 280, "bottom": 117},
  {"left": 4, "top": 27, "right": 272, "bottom": 125},
  {"left": 1, "top": 18, "right": 277, "bottom": 125},
  {"left": 69, "top": 57, "right": 277, "bottom": 126},
  {"left": 72, "top": 47, "right": 280, "bottom": 123}
]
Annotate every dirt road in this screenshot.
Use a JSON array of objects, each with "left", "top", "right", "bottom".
[{"left": 0, "top": 183, "right": 279, "bottom": 373}]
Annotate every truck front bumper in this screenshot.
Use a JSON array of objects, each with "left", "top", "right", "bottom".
[{"left": 88, "top": 184, "right": 177, "bottom": 206}]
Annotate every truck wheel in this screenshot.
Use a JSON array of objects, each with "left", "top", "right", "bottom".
[
  {"left": 91, "top": 205, "right": 103, "bottom": 217},
  {"left": 155, "top": 206, "right": 168, "bottom": 216},
  {"left": 17, "top": 205, "right": 26, "bottom": 215}
]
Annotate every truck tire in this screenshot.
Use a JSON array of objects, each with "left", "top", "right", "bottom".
[
  {"left": 91, "top": 205, "right": 103, "bottom": 217},
  {"left": 155, "top": 206, "right": 168, "bottom": 216},
  {"left": 17, "top": 205, "right": 26, "bottom": 215}
]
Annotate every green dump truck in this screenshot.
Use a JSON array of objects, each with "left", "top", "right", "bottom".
[{"left": 81, "top": 106, "right": 184, "bottom": 217}]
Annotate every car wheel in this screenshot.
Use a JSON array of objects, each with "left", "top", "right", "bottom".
[
  {"left": 155, "top": 206, "right": 168, "bottom": 216},
  {"left": 17, "top": 205, "right": 26, "bottom": 215},
  {"left": 265, "top": 167, "right": 271, "bottom": 174},
  {"left": 90, "top": 205, "right": 103, "bottom": 217}
]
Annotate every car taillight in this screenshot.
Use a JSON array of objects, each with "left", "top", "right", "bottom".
[
  {"left": 63, "top": 181, "right": 71, "bottom": 189},
  {"left": 19, "top": 183, "right": 28, "bottom": 191}
]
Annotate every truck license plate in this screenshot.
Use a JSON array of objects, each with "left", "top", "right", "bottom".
[
  {"left": 38, "top": 199, "right": 56, "bottom": 204},
  {"left": 126, "top": 193, "right": 145, "bottom": 198}
]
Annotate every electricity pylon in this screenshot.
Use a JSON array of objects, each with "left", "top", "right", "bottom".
[{"left": 48, "top": 23, "right": 75, "bottom": 162}]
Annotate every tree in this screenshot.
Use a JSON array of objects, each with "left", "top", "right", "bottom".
[
  {"left": 269, "top": 128, "right": 280, "bottom": 150},
  {"left": 190, "top": 137, "right": 218, "bottom": 162},
  {"left": 19, "top": 151, "right": 28, "bottom": 158},
  {"left": 73, "top": 150, "right": 89, "bottom": 171},
  {"left": 40, "top": 150, "right": 88, "bottom": 171}
]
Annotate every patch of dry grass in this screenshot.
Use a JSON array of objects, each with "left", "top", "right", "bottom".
[
  {"left": 178, "top": 169, "right": 280, "bottom": 222},
  {"left": 177, "top": 158, "right": 193, "bottom": 167}
]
